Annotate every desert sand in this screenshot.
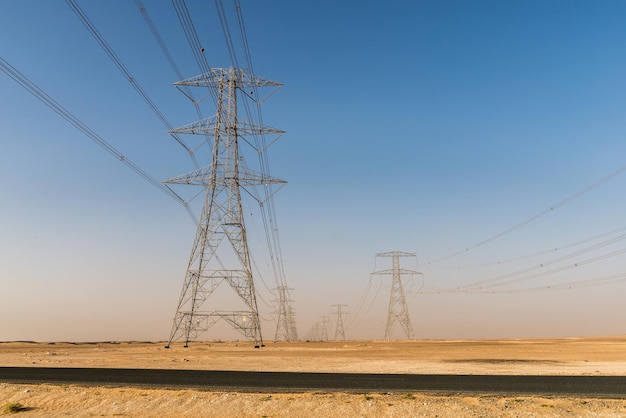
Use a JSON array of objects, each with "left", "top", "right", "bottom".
[{"left": 2, "top": 336, "right": 626, "bottom": 416}]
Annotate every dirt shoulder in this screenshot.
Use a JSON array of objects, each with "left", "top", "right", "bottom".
[
  {"left": 2, "top": 337, "right": 626, "bottom": 416},
  {"left": 2, "top": 383, "right": 626, "bottom": 417},
  {"left": 2, "top": 336, "right": 626, "bottom": 375}
]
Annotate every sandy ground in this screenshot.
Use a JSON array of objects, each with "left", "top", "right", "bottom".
[{"left": 2, "top": 336, "right": 626, "bottom": 416}]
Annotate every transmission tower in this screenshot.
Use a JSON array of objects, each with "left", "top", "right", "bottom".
[
  {"left": 306, "top": 316, "right": 329, "bottom": 342},
  {"left": 288, "top": 305, "right": 299, "bottom": 341},
  {"left": 305, "top": 322, "right": 317, "bottom": 341},
  {"left": 164, "top": 68, "right": 286, "bottom": 348},
  {"left": 331, "top": 304, "right": 348, "bottom": 341},
  {"left": 372, "top": 251, "right": 419, "bottom": 341},
  {"left": 274, "top": 285, "right": 298, "bottom": 341},
  {"left": 319, "top": 316, "right": 330, "bottom": 342}
]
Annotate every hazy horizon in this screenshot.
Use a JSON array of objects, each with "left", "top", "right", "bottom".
[{"left": 2, "top": 1, "right": 626, "bottom": 342}]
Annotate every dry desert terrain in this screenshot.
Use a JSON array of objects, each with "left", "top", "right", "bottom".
[{"left": 2, "top": 336, "right": 626, "bottom": 416}]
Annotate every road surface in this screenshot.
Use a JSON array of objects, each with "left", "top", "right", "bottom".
[{"left": 1, "top": 367, "right": 625, "bottom": 398}]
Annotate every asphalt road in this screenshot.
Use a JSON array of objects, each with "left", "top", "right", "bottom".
[{"left": 1, "top": 367, "right": 626, "bottom": 398}]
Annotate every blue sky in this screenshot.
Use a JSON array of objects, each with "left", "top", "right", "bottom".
[{"left": 2, "top": 1, "right": 626, "bottom": 342}]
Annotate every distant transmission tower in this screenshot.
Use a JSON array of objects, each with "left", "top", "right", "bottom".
[
  {"left": 274, "top": 286, "right": 298, "bottom": 341},
  {"left": 372, "top": 251, "right": 419, "bottom": 341},
  {"left": 319, "top": 316, "right": 330, "bottom": 342},
  {"left": 308, "top": 322, "right": 320, "bottom": 341},
  {"left": 306, "top": 316, "right": 330, "bottom": 342},
  {"left": 331, "top": 304, "right": 348, "bottom": 341},
  {"left": 164, "top": 68, "right": 286, "bottom": 348}
]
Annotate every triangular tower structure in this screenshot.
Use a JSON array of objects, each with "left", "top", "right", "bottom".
[
  {"left": 274, "top": 286, "right": 298, "bottom": 342},
  {"left": 331, "top": 304, "right": 348, "bottom": 341},
  {"left": 372, "top": 251, "right": 418, "bottom": 340},
  {"left": 165, "top": 68, "right": 286, "bottom": 348}
]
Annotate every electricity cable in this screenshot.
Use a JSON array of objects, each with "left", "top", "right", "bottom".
[
  {"left": 450, "top": 231, "right": 626, "bottom": 292},
  {"left": 429, "top": 163, "right": 626, "bottom": 265},
  {"left": 170, "top": 0, "right": 219, "bottom": 107},
  {"left": 348, "top": 278, "right": 373, "bottom": 326},
  {"left": 213, "top": 1, "right": 292, "bottom": 302},
  {"left": 66, "top": 0, "right": 200, "bottom": 169},
  {"left": 0, "top": 56, "right": 191, "bottom": 214},
  {"left": 215, "top": 0, "right": 240, "bottom": 69},
  {"left": 134, "top": 0, "right": 204, "bottom": 121},
  {"left": 472, "top": 246, "right": 626, "bottom": 291},
  {"left": 449, "top": 225, "right": 626, "bottom": 270},
  {"left": 420, "top": 273, "right": 626, "bottom": 294},
  {"left": 234, "top": 1, "right": 290, "bottom": 292}
]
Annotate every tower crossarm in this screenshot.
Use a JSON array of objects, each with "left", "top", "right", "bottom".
[
  {"left": 371, "top": 268, "right": 421, "bottom": 275},
  {"left": 204, "top": 270, "right": 249, "bottom": 280},
  {"left": 163, "top": 164, "right": 286, "bottom": 187},
  {"left": 174, "top": 68, "right": 283, "bottom": 89},
  {"left": 169, "top": 116, "right": 285, "bottom": 136},
  {"left": 375, "top": 251, "right": 416, "bottom": 258}
]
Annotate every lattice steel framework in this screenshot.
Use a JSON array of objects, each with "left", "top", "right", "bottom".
[
  {"left": 319, "top": 316, "right": 330, "bottom": 342},
  {"left": 306, "top": 316, "right": 330, "bottom": 342},
  {"left": 274, "top": 286, "right": 298, "bottom": 341},
  {"left": 372, "top": 251, "right": 418, "bottom": 341},
  {"left": 331, "top": 304, "right": 348, "bottom": 341},
  {"left": 165, "top": 68, "right": 286, "bottom": 348}
]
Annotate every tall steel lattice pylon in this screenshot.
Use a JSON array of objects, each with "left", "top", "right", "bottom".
[
  {"left": 331, "top": 304, "right": 348, "bottom": 341},
  {"left": 372, "top": 251, "right": 419, "bottom": 341},
  {"left": 164, "top": 68, "right": 286, "bottom": 348},
  {"left": 273, "top": 286, "right": 298, "bottom": 342}
]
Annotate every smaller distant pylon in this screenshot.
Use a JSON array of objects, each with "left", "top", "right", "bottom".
[
  {"left": 306, "top": 317, "right": 330, "bottom": 342},
  {"left": 331, "top": 304, "right": 348, "bottom": 341},
  {"left": 320, "top": 316, "right": 330, "bottom": 342},
  {"left": 372, "top": 251, "right": 420, "bottom": 341},
  {"left": 273, "top": 285, "right": 298, "bottom": 342}
]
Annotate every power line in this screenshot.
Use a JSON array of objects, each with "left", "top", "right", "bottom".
[
  {"left": 446, "top": 225, "right": 626, "bottom": 270},
  {"left": 423, "top": 273, "right": 626, "bottom": 295},
  {"left": 349, "top": 277, "right": 373, "bottom": 323},
  {"left": 429, "top": 163, "right": 626, "bottom": 265},
  {"left": 233, "top": 0, "right": 254, "bottom": 74},
  {"left": 170, "top": 0, "right": 213, "bottom": 85},
  {"left": 229, "top": 0, "right": 290, "bottom": 292},
  {"left": 423, "top": 246, "right": 626, "bottom": 295},
  {"left": 210, "top": 0, "right": 296, "bottom": 338},
  {"left": 451, "top": 231, "right": 626, "bottom": 292},
  {"left": 65, "top": 0, "right": 200, "bottom": 169},
  {"left": 472, "top": 246, "right": 626, "bottom": 291},
  {"left": 215, "top": 0, "right": 239, "bottom": 68},
  {"left": 349, "top": 276, "right": 385, "bottom": 330},
  {"left": 0, "top": 56, "right": 189, "bottom": 210},
  {"left": 134, "top": 0, "right": 204, "bottom": 121}
]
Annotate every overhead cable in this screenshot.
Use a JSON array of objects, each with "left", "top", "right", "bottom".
[
  {"left": 170, "top": 0, "right": 217, "bottom": 107},
  {"left": 473, "top": 246, "right": 626, "bottom": 291},
  {"left": 449, "top": 225, "right": 626, "bottom": 270},
  {"left": 215, "top": 0, "right": 239, "bottom": 68},
  {"left": 221, "top": 0, "right": 290, "bottom": 291},
  {"left": 0, "top": 56, "right": 189, "bottom": 211},
  {"left": 429, "top": 163, "right": 626, "bottom": 265},
  {"left": 452, "top": 231, "right": 626, "bottom": 291},
  {"left": 66, "top": 0, "right": 199, "bottom": 168},
  {"left": 422, "top": 273, "right": 626, "bottom": 294},
  {"left": 134, "top": 0, "right": 204, "bottom": 121}
]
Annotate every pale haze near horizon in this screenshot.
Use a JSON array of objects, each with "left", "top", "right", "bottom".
[{"left": 1, "top": 1, "right": 626, "bottom": 342}]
